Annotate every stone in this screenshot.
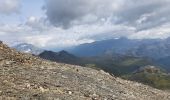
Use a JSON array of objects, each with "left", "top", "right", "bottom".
[{"left": 68, "top": 91, "right": 72, "bottom": 95}]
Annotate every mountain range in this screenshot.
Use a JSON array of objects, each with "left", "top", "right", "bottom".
[
  {"left": 13, "top": 38, "right": 170, "bottom": 73},
  {"left": 13, "top": 38, "right": 170, "bottom": 89},
  {"left": 67, "top": 37, "right": 170, "bottom": 60},
  {"left": 14, "top": 37, "right": 170, "bottom": 60},
  {"left": 1, "top": 41, "right": 170, "bottom": 99},
  {"left": 65, "top": 37, "right": 170, "bottom": 72},
  {"left": 39, "top": 50, "right": 153, "bottom": 75}
]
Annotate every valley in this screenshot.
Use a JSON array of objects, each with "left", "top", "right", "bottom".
[{"left": 13, "top": 38, "right": 170, "bottom": 90}]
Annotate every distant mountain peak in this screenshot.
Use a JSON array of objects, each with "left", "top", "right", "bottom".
[
  {"left": 41, "top": 50, "right": 72, "bottom": 56},
  {"left": 39, "top": 50, "right": 79, "bottom": 64},
  {"left": 59, "top": 50, "right": 69, "bottom": 54},
  {"left": 13, "top": 43, "right": 44, "bottom": 55}
]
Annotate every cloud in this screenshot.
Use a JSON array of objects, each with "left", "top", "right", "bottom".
[
  {"left": 1, "top": 0, "right": 170, "bottom": 49},
  {"left": 129, "top": 23, "right": 170, "bottom": 39},
  {"left": 25, "top": 16, "right": 49, "bottom": 31},
  {"left": 44, "top": 0, "right": 170, "bottom": 31},
  {"left": 44, "top": 0, "right": 123, "bottom": 28},
  {"left": 0, "top": 16, "right": 135, "bottom": 49},
  {"left": 0, "top": 0, "right": 21, "bottom": 14},
  {"left": 115, "top": 0, "right": 170, "bottom": 31}
]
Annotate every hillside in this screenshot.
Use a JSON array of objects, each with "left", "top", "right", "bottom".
[
  {"left": 122, "top": 65, "right": 170, "bottom": 90},
  {"left": 82, "top": 55, "right": 153, "bottom": 76},
  {"left": 39, "top": 50, "right": 82, "bottom": 65},
  {"left": 157, "top": 56, "right": 170, "bottom": 72},
  {"left": 39, "top": 51, "right": 153, "bottom": 76},
  {"left": 0, "top": 41, "right": 170, "bottom": 99},
  {"left": 38, "top": 50, "right": 170, "bottom": 89}
]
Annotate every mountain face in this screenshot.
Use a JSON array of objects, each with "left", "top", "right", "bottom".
[
  {"left": 67, "top": 37, "right": 162, "bottom": 57},
  {"left": 68, "top": 37, "right": 170, "bottom": 61},
  {"left": 0, "top": 41, "right": 169, "bottom": 100},
  {"left": 13, "top": 43, "right": 44, "bottom": 55},
  {"left": 156, "top": 56, "right": 170, "bottom": 72},
  {"left": 128, "top": 41, "right": 170, "bottom": 59},
  {"left": 39, "top": 50, "right": 82, "bottom": 65},
  {"left": 68, "top": 37, "right": 140, "bottom": 57}
]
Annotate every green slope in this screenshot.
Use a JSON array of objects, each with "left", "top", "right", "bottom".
[{"left": 122, "top": 66, "right": 170, "bottom": 89}]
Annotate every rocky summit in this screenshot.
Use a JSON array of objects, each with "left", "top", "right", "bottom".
[{"left": 0, "top": 41, "right": 169, "bottom": 100}]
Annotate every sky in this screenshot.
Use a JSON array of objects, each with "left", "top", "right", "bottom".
[{"left": 0, "top": 0, "right": 170, "bottom": 49}]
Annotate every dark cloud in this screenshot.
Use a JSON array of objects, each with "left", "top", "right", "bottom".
[
  {"left": 44, "top": 0, "right": 170, "bottom": 30},
  {"left": 114, "top": 0, "right": 170, "bottom": 31},
  {"left": 44, "top": 0, "right": 117, "bottom": 28}
]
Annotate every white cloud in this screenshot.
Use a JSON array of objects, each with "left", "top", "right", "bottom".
[
  {"left": 129, "top": 23, "right": 170, "bottom": 39},
  {"left": 0, "top": 0, "right": 20, "bottom": 14},
  {"left": 1, "top": 0, "right": 170, "bottom": 49},
  {"left": 25, "top": 16, "right": 48, "bottom": 31},
  {"left": 0, "top": 16, "right": 136, "bottom": 49}
]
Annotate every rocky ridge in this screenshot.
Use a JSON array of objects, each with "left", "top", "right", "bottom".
[{"left": 0, "top": 41, "right": 170, "bottom": 100}]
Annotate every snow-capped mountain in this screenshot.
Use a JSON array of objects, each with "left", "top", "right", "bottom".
[{"left": 13, "top": 43, "right": 44, "bottom": 55}]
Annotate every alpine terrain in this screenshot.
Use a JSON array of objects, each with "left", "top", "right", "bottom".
[{"left": 0, "top": 41, "right": 170, "bottom": 99}]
